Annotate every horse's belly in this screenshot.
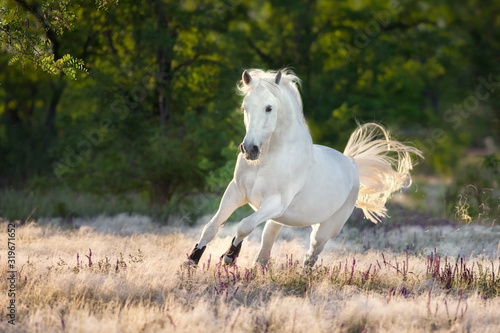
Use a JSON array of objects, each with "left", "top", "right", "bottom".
[
  {"left": 274, "top": 187, "right": 355, "bottom": 227},
  {"left": 274, "top": 146, "right": 359, "bottom": 227}
]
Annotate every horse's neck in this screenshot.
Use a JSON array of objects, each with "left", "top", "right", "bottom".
[{"left": 269, "top": 103, "right": 313, "bottom": 157}]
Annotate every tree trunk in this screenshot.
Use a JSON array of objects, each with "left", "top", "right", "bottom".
[
  {"left": 157, "top": 48, "right": 171, "bottom": 137},
  {"left": 148, "top": 0, "right": 177, "bottom": 136},
  {"left": 45, "top": 79, "right": 66, "bottom": 137}
]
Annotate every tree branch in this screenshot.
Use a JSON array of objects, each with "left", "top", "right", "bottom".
[
  {"left": 14, "top": 0, "right": 61, "bottom": 58},
  {"left": 247, "top": 39, "right": 273, "bottom": 65}
]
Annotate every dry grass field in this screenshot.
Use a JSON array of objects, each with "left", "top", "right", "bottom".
[{"left": 1, "top": 214, "right": 499, "bottom": 332}]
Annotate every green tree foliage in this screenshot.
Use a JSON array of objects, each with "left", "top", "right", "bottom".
[
  {"left": 0, "top": 0, "right": 499, "bottom": 218},
  {"left": 0, "top": 0, "right": 117, "bottom": 78}
]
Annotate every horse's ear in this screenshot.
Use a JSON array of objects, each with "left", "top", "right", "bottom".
[
  {"left": 242, "top": 70, "right": 252, "bottom": 85},
  {"left": 275, "top": 71, "right": 282, "bottom": 85}
]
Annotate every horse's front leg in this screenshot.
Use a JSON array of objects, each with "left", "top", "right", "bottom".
[
  {"left": 186, "top": 180, "right": 245, "bottom": 265},
  {"left": 222, "top": 195, "right": 284, "bottom": 265}
]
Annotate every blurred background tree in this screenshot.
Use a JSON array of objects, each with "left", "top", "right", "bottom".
[{"left": 1, "top": 0, "right": 499, "bottom": 223}]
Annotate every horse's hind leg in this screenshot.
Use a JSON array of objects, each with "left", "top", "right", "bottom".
[
  {"left": 304, "top": 223, "right": 331, "bottom": 267},
  {"left": 304, "top": 191, "right": 357, "bottom": 267},
  {"left": 254, "top": 220, "right": 283, "bottom": 266}
]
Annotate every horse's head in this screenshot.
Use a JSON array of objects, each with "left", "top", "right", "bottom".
[{"left": 239, "top": 70, "right": 283, "bottom": 161}]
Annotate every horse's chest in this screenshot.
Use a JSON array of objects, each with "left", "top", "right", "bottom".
[
  {"left": 237, "top": 170, "right": 270, "bottom": 208},
  {"left": 238, "top": 168, "right": 280, "bottom": 208},
  {"left": 240, "top": 177, "right": 265, "bottom": 209}
]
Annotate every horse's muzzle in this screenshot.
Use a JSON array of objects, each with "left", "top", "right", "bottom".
[{"left": 240, "top": 142, "right": 260, "bottom": 160}]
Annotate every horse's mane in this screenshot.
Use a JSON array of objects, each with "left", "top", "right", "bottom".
[{"left": 238, "top": 69, "right": 305, "bottom": 123}]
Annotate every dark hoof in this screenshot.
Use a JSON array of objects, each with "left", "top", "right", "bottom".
[
  {"left": 222, "top": 254, "right": 235, "bottom": 265},
  {"left": 184, "top": 259, "right": 197, "bottom": 267},
  {"left": 221, "top": 237, "right": 242, "bottom": 266},
  {"left": 187, "top": 244, "right": 206, "bottom": 265}
]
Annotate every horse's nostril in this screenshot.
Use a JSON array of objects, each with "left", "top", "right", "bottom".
[{"left": 241, "top": 143, "right": 260, "bottom": 160}]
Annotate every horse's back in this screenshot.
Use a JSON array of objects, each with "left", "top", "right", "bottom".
[
  {"left": 311, "top": 144, "right": 359, "bottom": 197},
  {"left": 312, "top": 144, "right": 354, "bottom": 167}
]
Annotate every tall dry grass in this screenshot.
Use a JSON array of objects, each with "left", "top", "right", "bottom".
[{"left": 1, "top": 215, "right": 499, "bottom": 332}]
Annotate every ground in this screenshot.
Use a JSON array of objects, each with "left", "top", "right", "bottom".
[{"left": 0, "top": 213, "right": 499, "bottom": 332}]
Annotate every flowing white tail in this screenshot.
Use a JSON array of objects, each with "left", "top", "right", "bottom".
[{"left": 343, "top": 123, "right": 423, "bottom": 223}]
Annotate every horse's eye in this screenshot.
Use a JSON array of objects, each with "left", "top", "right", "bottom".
[{"left": 265, "top": 105, "right": 272, "bottom": 112}]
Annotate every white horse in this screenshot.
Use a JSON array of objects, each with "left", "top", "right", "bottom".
[{"left": 187, "top": 69, "right": 422, "bottom": 267}]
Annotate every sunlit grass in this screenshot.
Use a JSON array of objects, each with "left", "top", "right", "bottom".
[{"left": 1, "top": 217, "right": 499, "bottom": 332}]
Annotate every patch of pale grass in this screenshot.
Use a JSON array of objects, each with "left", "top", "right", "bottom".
[{"left": 0, "top": 218, "right": 499, "bottom": 332}]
